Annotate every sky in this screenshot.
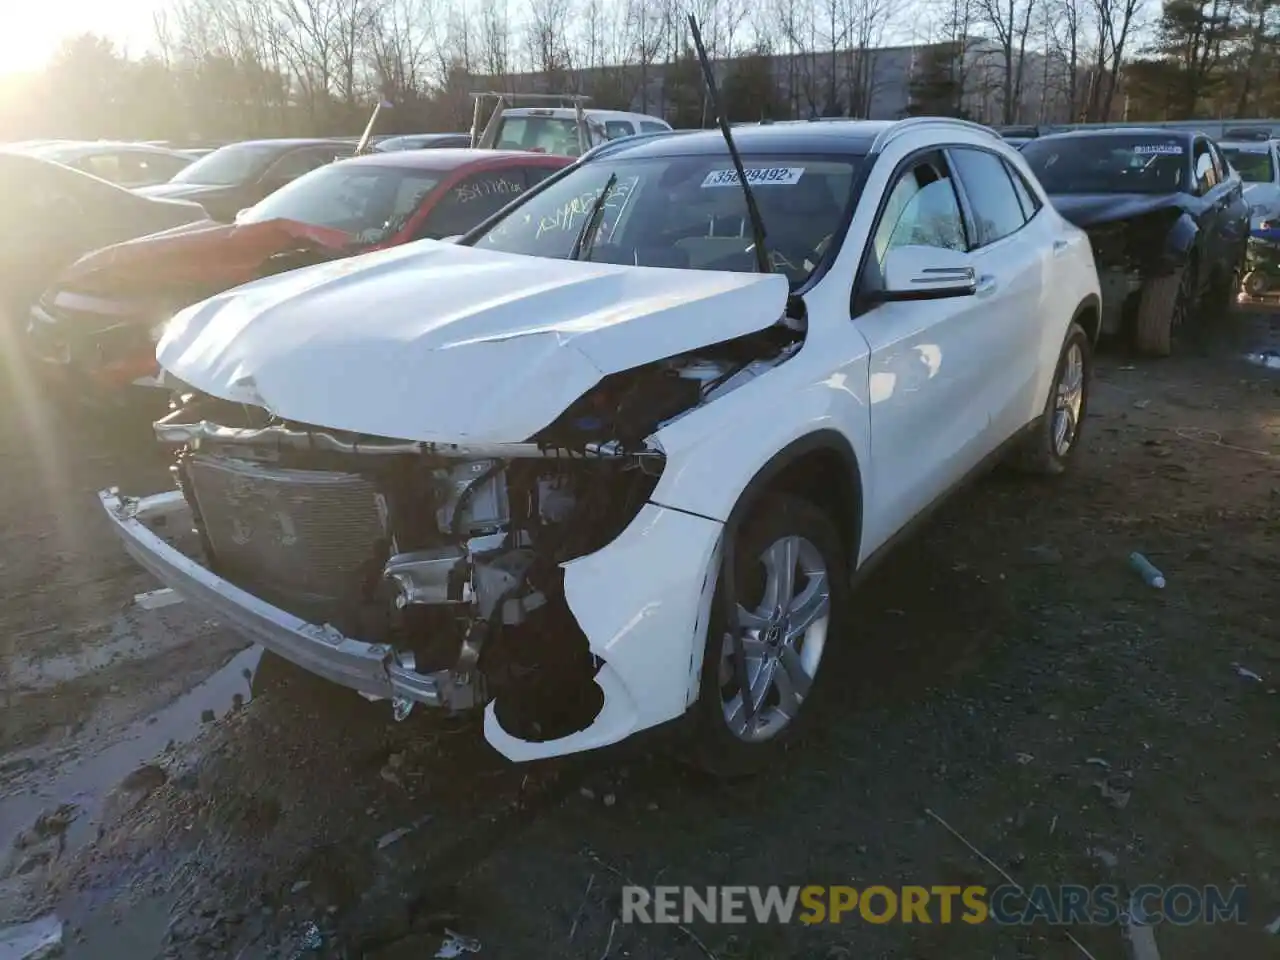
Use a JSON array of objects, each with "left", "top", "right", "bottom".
[{"left": 1, "top": 0, "right": 165, "bottom": 74}]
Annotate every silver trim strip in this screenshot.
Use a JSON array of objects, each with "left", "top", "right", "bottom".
[{"left": 98, "top": 487, "right": 476, "bottom": 709}]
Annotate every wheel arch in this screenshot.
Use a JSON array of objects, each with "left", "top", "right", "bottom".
[
  {"left": 721, "top": 429, "right": 864, "bottom": 575},
  {"left": 1072, "top": 292, "right": 1102, "bottom": 345}
]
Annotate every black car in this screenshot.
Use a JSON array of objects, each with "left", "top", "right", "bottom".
[
  {"left": 0, "top": 151, "right": 206, "bottom": 334},
  {"left": 1021, "top": 128, "right": 1250, "bottom": 356},
  {"left": 135, "top": 138, "right": 353, "bottom": 221}
]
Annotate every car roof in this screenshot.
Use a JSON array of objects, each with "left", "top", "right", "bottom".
[
  {"left": 1219, "top": 139, "right": 1276, "bottom": 151},
  {"left": 501, "top": 107, "right": 668, "bottom": 124},
  {"left": 335, "top": 148, "right": 569, "bottom": 171},
  {"left": 29, "top": 141, "right": 193, "bottom": 160},
  {"left": 214, "top": 138, "right": 353, "bottom": 151},
  {"left": 591, "top": 121, "right": 896, "bottom": 159},
  {"left": 1033, "top": 127, "right": 1198, "bottom": 143}
]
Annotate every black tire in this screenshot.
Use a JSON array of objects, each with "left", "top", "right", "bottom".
[
  {"left": 683, "top": 492, "right": 849, "bottom": 777},
  {"left": 1200, "top": 255, "right": 1242, "bottom": 321},
  {"left": 1133, "top": 260, "right": 1194, "bottom": 357},
  {"left": 1012, "top": 322, "right": 1091, "bottom": 476}
]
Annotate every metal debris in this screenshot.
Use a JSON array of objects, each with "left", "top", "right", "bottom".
[
  {"left": 434, "top": 929, "right": 481, "bottom": 958},
  {"left": 1015, "top": 752, "right": 1035, "bottom": 765},
  {"left": 1086, "top": 757, "right": 1112, "bottom": 770},
  {"left": 0, "top": 915, "right": 63, "bottom": 960}
]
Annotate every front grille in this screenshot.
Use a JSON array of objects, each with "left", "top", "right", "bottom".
[{"left": 185, "top": 454, "right": 387, "bottom": 611}]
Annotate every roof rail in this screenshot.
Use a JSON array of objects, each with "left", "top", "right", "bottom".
[{"left": 871, "top": 116, "right": 1000, "bottom": 153}]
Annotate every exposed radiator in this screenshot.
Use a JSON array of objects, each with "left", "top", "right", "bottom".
[{"left": 185, "top": 455, "right": 387, "bottom": 609}]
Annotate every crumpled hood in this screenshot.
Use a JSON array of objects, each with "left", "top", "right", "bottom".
[
  {"left": 58, "top": 218, "right": 352, "bottom": 296},
  {"left": 1050, "top": 192, "right": 1189, "bottom": 229},
  {"left": 157, "top": 241, "right": 791, "bottom": 444}
]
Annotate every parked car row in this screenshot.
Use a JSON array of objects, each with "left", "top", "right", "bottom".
[{"left": 4, "top": 89, "right": 1264, "bottom": 778}]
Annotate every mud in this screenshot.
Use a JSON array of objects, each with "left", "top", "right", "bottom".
[{"left": 0, "top": 307, "right": 1277, "bottom": 960}]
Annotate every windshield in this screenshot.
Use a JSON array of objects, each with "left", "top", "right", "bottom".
[
  {"left": 238, "top": 163, "right": 441, "bottom": 243},
  {"left": 173, "top": 143, "right": 282, "bottom": 185},
  {"left": 470, "top": 153, "right": 861, "bottom": 286},
  {"left": 1021, "top": 136, "right": 1188, "bottom": 194},
  {"left": 1221, "top": 147, "right": 1275, "bottom": 183},
  {"left": 495, "top": 116, "right": 590, "bottom": 156}
]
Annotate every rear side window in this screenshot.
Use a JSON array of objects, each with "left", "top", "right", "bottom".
[
  {"left": 640, "top": 121, "right": 669, "bottom": 134},
  {"left": 605, "top": 121, "right": 635, "bottom": 139},
  {"left": 1006, "top": 162, "right": 1041, "bottom": 219},
  {"left": 950, "top": 147, "right": 1027, "bottom": 247}
]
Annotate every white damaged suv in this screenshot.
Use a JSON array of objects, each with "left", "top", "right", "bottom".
[{"left": 102, "top": 118, "right": 1101, "bottom": 772}]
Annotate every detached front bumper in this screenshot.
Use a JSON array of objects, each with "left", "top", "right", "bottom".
[{"left": 98, "top": 487, "right": 477, "bottom": 710}]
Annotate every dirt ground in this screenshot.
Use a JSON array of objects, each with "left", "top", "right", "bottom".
[{"left": 0, "top": 304, "right": 1277, "bottom": 960}]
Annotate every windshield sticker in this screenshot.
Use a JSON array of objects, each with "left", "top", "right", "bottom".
[
  {"left": 454, "top": 177, "right": 524, "bottom": 204},
  {"left": 1133, "top": 144, "right": 1184, "bottom": 155},
  {"left": 534, "top": 176, "right": 638, "bottom": 239},
  {"left": 702, "top": 167, "right": 806, "bottom": 187}
]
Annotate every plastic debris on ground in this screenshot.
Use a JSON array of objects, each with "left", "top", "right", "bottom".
[
  {"left": 376, "top": 814, "right": 433, "bottom": 850},
  {"left": 133, "top": 587, "right": 185, "bottom": 610},
  {"left": 1244, "top": 350, "right": 1280, "bottom": 370},
  {"left": 1123, "top": 893, "right": 1162, "bottom": 960},
  {"left": 1232, "top": 663, "right": 1263, "bottom": 682},
  {"left": 1128, "top": 552, "right": 1167, "bottom": 589},
  {"left": 434, "top": 929, "right": 482, "bottom": 958},
  {"left": 289, "top": 921, "right": 323, "bottom": 958},
  {"left": 0, "top": 915, "right": 63, "bottom": 960}
]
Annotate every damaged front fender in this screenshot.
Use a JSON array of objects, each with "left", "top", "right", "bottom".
[{"left": 484, "top": 503, "right": 723, "bottom": 761}]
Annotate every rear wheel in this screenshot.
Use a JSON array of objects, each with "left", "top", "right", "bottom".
[
  {"left": 1012, "top": 322, "right": 1090, "bottom": 476},
  {"left": 1133, "top": 260, "right": 1195, "bottom": 357},
  {"left": 685, "top": 493, "right": 848, "bottom": 776}
]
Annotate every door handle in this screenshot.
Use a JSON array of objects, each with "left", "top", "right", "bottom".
[
  {"left": 1053, "top": 238, "right": 1069, "bottom": 256},
  {"left": 976, "top": 274, "right": 997, "bottom": 296}
]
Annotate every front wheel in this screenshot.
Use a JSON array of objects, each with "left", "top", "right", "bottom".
[
  {"left": 685, "top": 493, "right": 849, "bottom": 776},
  {"left": 1133, "top": 260, "right": 1195, "bottom": 357}
]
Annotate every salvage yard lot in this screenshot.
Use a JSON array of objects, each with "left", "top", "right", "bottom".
[{"left": 0, "top": 309, "right": 1277, "bottom": 959}]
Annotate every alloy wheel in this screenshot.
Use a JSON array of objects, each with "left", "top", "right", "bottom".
[
  {"left": 719, "top": 535, "right": 831, "bottom": 743},
  {"left": 1053, "top": 341, "right": 1085, "bottom": 457}
]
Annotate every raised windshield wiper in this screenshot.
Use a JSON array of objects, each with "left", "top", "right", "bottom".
[
  {"left": 688, "top": 14, "right": 771, "bottom": 275},
  {"left": 568, "top": 171, "right": 616, "bottom": 262}
]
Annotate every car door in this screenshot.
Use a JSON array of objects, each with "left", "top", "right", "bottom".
[
  {"left": 413, "top": 168, "right": 531, "bottom": 240},
  {"left": 1191, "top": 138, "right": 1225, "bottom": 278},
  {"left": 1208, "top": 140, "right": 1249, "bottom": 268},
  {"left": 853, "top": 149, "right": 1001, "bottom": 549},
  {"left": 946, "top": 145, "right": 1046, "bottom": 440}
]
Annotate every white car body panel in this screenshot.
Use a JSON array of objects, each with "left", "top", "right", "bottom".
[
  {"left": 105, "top": 119, "right": 1102, "bottom": 762},
  {"left": 1222, "top": 140, "right": 1280, "bottom": 227},
  {"left": 486, "top": 504, "right": 722, "bottom": 761},
  {"left": 156, "top": 239, "right": 789, "bottom": 443}
]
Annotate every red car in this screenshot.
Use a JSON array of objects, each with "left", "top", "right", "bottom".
[{"left": 27, "top": 149, "right": 571, "bottom": 401}]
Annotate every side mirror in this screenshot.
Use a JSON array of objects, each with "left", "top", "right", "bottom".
[{"left": 877, "top": 245, "right": 977, "bottom": 302}]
